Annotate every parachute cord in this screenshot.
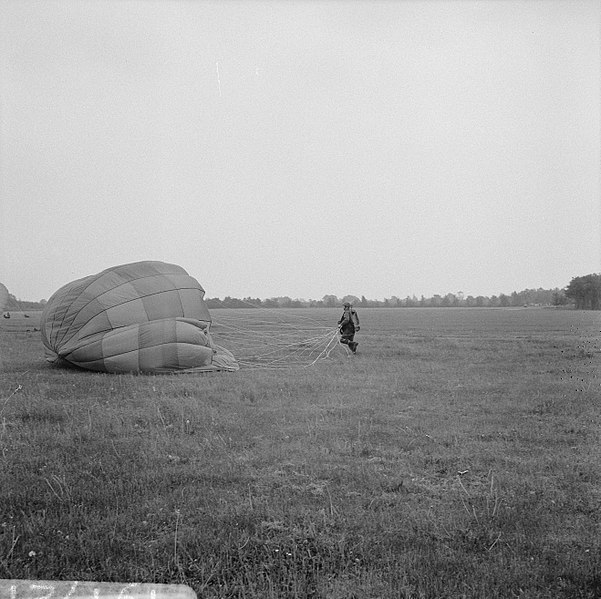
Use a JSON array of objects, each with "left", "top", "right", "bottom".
[
  {"left": 0, "top": 383, "right": 23, "bottom": 417},
  {"left": 216, "top": 323, "right": 343, "bottom": 370},
  {"left": 304, "top": 328, "right": 342, "bottom": 367},
  {"left": 211, "top": 305, "right": 352, "bottom": 370},
  {"left": 212, "top": 321, "right": 334, "bottom": 354},
  {"left": 236, "top": 329, "right": 338, "bottom": 368}
]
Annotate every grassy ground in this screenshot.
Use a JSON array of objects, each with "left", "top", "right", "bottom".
[
  {"left": 0, "top": 311, "right": 41, "bottom": 334},
  {"left": 1, "top": 308, "right": 600, "bottom": 598}
]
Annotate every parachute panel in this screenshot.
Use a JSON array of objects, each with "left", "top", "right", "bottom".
[
  {"left": 177, "top": 288, "right": 212, "bottom": 322},
  {"left": 97, "top": 282, "right": 143, "bottom": 308},
  {"left": 73, "top": 307, "right": 112, "bottom": 345},
  {"left": 103, "top": 352, "right": 140, "bottom": 373},
  {"left": 42, "top": 274, "right": 96, "bottom": 349},
  {"left": 105, "top": 298, "right": 148, "bottom": 329},
  {"left": 139, "top": 290, "right": 184, "bottom": 322},
  {"left": 101, "top": 324, "right": 140, "bottom": 358}
]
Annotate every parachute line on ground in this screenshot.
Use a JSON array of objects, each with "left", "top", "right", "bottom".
[{"left": 209, "top": 301, "right": 347, "bottom": 369}]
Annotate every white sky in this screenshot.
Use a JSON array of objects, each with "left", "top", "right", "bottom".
[{"left": 1, "top": 0, "right": 599, "bottom": 302}]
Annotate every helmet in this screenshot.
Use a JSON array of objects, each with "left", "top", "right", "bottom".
[{"left": 343, "top": 302, "right": 351, "bottom": 307}]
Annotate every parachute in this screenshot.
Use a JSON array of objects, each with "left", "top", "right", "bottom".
[
  {"left": 40, "top": 261, "right": 239, "bottom": 373},
  {"left": 0, "top": 283, "right": 9, "bottom": 318}
]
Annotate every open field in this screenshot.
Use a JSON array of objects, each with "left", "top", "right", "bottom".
[
  {"left": 1, "top": 308, "right": 600, "bottom": 598},
  {"left": 0, "top": 311, "right": 42, "bottom": 334}
]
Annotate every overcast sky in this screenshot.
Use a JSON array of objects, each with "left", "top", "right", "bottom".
[{"left": 1, "top": 0, "right": 599, "bottom": 302}]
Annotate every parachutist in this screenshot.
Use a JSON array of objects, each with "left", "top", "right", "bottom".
[{"left": 338, "top": 302, "right": 360, "bottom": 354}]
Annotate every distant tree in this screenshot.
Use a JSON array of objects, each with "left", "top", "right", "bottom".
[
  {"left": 499, "top": 294, "right": 510, "bottom": 307},
  {"left": 586, "top": 276, "right": 601, "bottom": 310},
  {"left": 275, "top": 296, "right": 292, "bottom": 308},
  {"left": 552, "top": 289, "right": 569, "bottom": 306},
  {"left": 342, "top": 295, "right": 361, "bottom": 306},
  {"left": 565, "top": 274, "right": 601, "bottom": 309},
  {"left": 243, "top": 297, "right": 262, "bottom": 307},
  {"left": 222, "top": 296, "right": 248, "bottom": 308},
  {"left": 206, "top": 297, "right": 223, "bottom": 308},
  {"left": 565, "top": 278, "right": 585, "bottom": 309},
  {"left": 322, "top": 295, "right": 338, "bottom": 308},
  {"left": 3, "top": 294, "right": 46, "bottom": 310},
  {"left": 442, "top": 293, "right": 456, "bottom": 307}
]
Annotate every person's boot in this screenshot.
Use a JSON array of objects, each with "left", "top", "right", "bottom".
[{"left": 351, "top": 342, "right": 358, "bottom": 353}]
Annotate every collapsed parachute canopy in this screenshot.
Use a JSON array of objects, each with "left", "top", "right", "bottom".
[
  {"left": 0, "top": 283, "right": 8, "bottom": 315},
  {"left": 40, "top": 261, "right": 238, "bottom": 373}
]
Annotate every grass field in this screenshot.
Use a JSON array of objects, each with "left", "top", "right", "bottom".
[{"left": 1, "top": 307, "right": 600, "bottom": 598}]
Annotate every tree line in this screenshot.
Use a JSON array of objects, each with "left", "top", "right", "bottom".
[
  {"left": 206, "top": 286, "right": 574, "bottom": 309},
  {"left": 3, "top": 294, "right": 48, "bottom": 311},
  {"left": 8, "top": 273, "right": 600, "bottom": 311}
]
